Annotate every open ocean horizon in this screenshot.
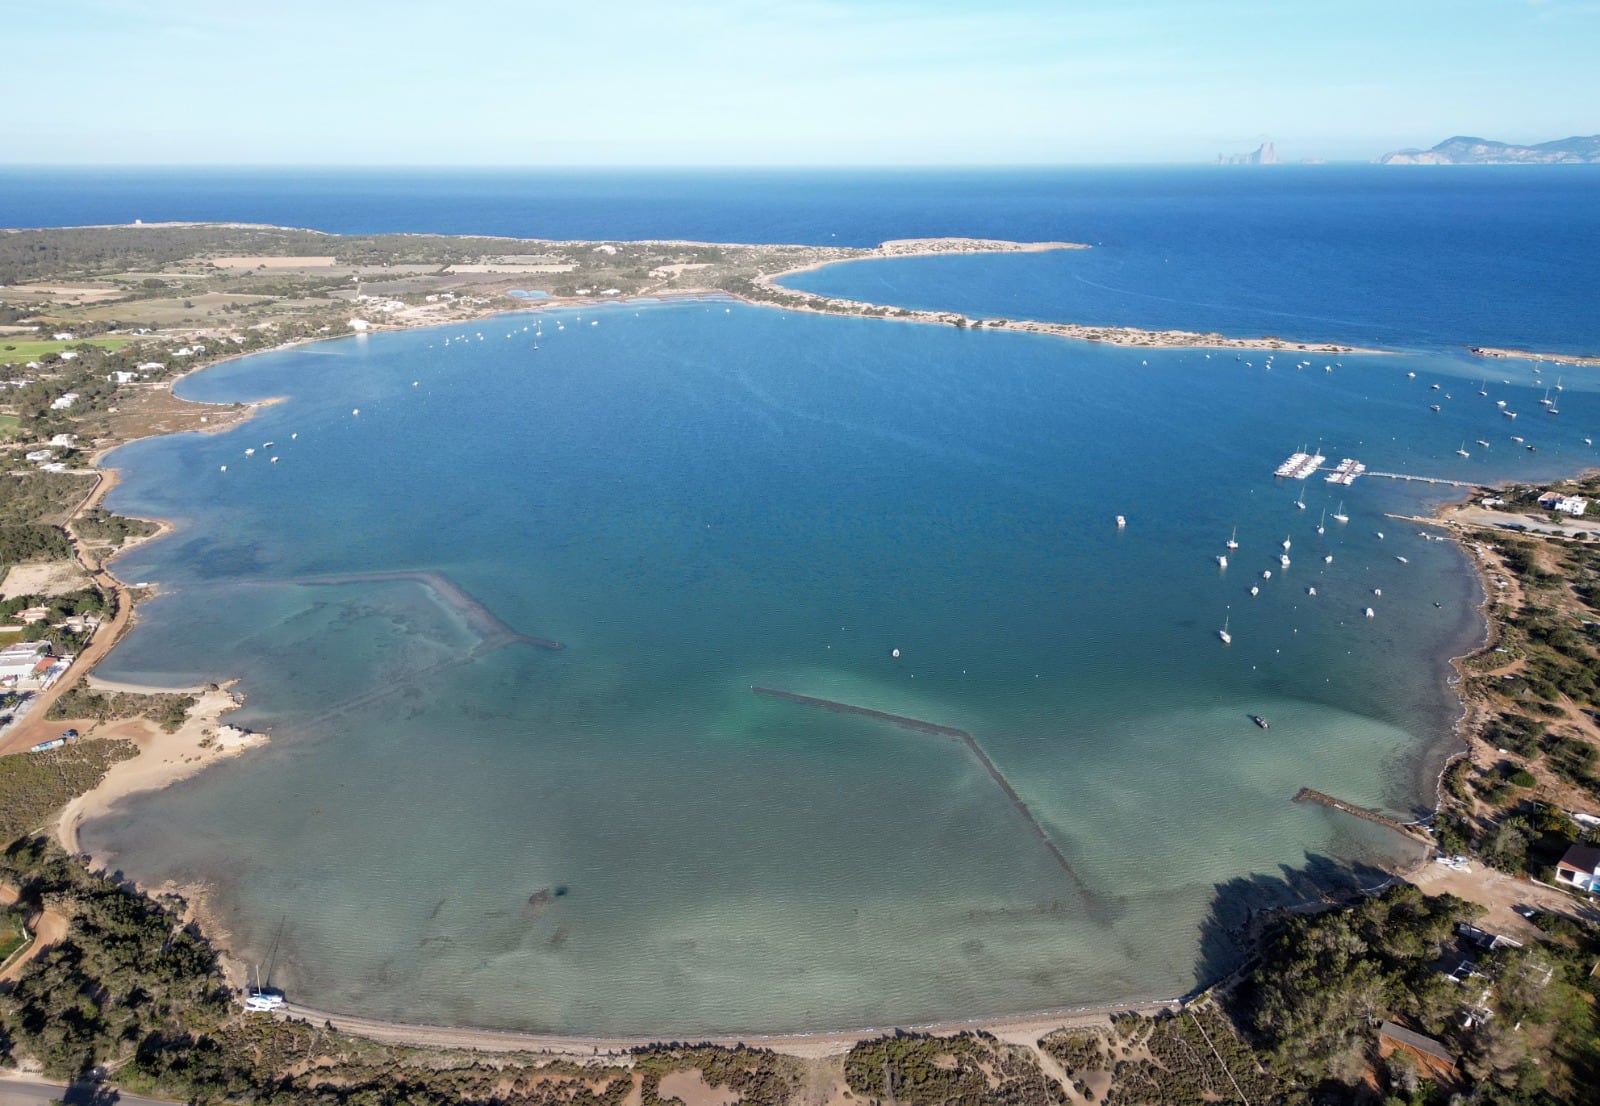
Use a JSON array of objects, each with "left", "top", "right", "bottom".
[{"left": 11, "top": 165, "right": 1599, "bottom": 1034}]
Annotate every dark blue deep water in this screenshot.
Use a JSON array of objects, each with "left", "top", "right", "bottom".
[{"left": 8, "top": 165, "right": 1599, "bottom": 354}]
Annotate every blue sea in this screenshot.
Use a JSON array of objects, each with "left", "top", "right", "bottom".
[{"left": 13, "top": 166, "right": 1598, "bottom": 1035}]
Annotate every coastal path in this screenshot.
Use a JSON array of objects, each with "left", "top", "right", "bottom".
[
  {"left": 1412, "top": 862, "right": 1600, "bottom": 942},
  {"left": 0, "top": 470, "right": 139, "bottom": 758},
  {"left": 0, "top": 885, "right": 68, "bottom": 987}
]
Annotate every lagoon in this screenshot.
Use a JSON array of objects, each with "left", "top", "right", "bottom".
[{"left": 60, "top": 166, "right": 1600, "bottom": 1034}]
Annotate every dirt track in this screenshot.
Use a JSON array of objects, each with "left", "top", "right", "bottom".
[
  {"left": 0, "top": 469, "right": 137, "bottom": 757},
  {"left": 0, "top": 884, "right": 68, "bottom": 985}
]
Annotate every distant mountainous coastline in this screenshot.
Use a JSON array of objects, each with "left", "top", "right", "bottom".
[{"left": 1380, "top": 134, "right": 1600, "bottom": 165}]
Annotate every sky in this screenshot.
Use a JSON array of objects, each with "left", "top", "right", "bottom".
[{"left": 8, "top": 0, "right": 1598, "bottom": 165}]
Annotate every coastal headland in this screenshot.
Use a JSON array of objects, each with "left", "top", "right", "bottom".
[{"left": 0, "top": 222, "right": 1395, "bottom": 359}]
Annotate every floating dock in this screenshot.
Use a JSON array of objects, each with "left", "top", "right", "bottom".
[
  {"left": 1273, "top": 451, "right": 1327, "bottom": 480},
  {"left": 1324, "top": 458, "right": 1367, "bottom": 485}
]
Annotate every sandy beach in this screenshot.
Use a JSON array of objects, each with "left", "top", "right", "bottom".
[
  {"left": 54, "top": 684, "right": 266, "bottom": 859},
  {"left": 272, "top": 996, "right": 1185, "bottom": 1061},
  {"left": 748, "top": 246, "right": 1383, "bottom": 356}
]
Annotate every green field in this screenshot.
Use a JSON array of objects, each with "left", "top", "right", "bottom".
[
  {"left": 0, "top": 414, "right": 18, "bottom": 440},
  {"left": 0, "top": 337, "right": 132, "bottom": 365}
]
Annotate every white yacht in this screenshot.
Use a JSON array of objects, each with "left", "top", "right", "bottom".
[
  {"left": 1332, "top": 502, "right": 1349, "bottom": 524},
  {"left": 1218, "top": 617, "right": 1232, "bottom": 645},
  {"left": 1226, "top": 526, "right": 1239, "bottom": 550}
]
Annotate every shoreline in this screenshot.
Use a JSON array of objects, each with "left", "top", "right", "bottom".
[
  {"left": 272, "top": 996, "right": 1188, "bottom": 1061},
  {"left": 1470, "top": 344, "right": 1600, "bottom": 368},
  {"left": 54, "top": 683, "right": 266, "bottom": 859},
  {"left": 7, "top": 228, "right": 1573, "bottom": 1057},
  {"left": 748, "top": 243, "right": 1388, "bottom": 355}
]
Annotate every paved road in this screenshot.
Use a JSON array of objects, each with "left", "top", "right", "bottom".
[{"left": 0, "top": 1075, "right": 175, "bottom": 1106}]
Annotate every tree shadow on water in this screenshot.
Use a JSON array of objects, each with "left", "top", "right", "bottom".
[{"left": 1192, "top": 851, "right": 1395, "bottom": 996}]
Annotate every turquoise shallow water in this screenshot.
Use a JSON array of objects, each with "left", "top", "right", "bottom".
[
  {"left": 81, "top": 293, "right": 1600, "bottom": 1034},
  {"left": 47, "top": 152, "right": 1595, "bottom": 1038}
]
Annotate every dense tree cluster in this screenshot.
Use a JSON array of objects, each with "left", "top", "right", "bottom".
[
  {"left": 0, "top": 524, "right": 71, "bottom": 568},
  {"left": 844, "top": 1031, "right": 1067, "bottom": 1106},
  {"left": 45, "top": 681, "right": 193, "bottom": 731}
]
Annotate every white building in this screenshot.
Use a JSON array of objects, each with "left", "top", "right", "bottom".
[
  {"left": 109, "top": 370, "right": 139, "bottom": 384},
  {"left": 1538, "top": 492, "right": 1588, "bottom": 516},
  {"left": 0, "top": 641, "right": 55, "bottom": 684},
  {"left": 49, "top": 392, "right": 79, "bottom": 410}
]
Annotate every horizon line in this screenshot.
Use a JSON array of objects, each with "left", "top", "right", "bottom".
[{"left": 0, "top": 160, "right": 1388, "bottom": 172}]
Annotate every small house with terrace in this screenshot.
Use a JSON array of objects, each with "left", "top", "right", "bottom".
[{"left": 1555, "top": 843, "right": 1600, "bottom": 893}]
